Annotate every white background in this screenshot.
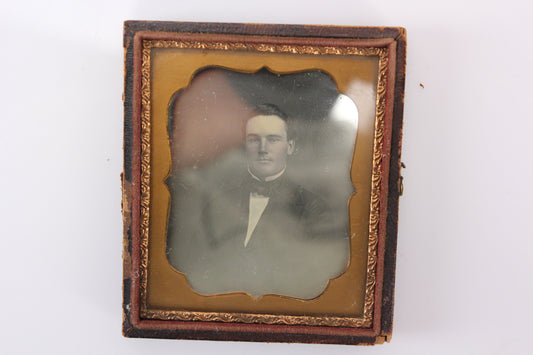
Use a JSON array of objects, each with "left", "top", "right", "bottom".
[{"left": 1, "top": 1, "right": 532, "bottom": 354}]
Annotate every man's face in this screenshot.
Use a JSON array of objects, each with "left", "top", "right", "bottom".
[{"left": 245, "top": 114, "right": 294, "bottom": 179}]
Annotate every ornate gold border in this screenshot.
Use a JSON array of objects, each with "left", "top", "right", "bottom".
[
  {"left": 138, "top": 39, "right": 388, "bottom": 328},
  {"left": 139, "top": 44, "right": 152, "bottom": 312}
]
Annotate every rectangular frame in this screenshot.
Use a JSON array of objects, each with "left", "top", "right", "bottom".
[{"left": 122, "top": 21, "right": 406, "bottom": 345}]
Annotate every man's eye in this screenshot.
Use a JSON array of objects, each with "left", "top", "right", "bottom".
[
  {"left": 247, "top": 137, "right": 259, "bottom": 143},
  {"left": 268, "top": 137, "right": 281, "bottom": 143}
]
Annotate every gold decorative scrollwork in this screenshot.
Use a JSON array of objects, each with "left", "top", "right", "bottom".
[
  {"left": 138, "top": 39, "right": 388, "bottom": 328},
  {"left": 138, "top": 45, "right": 152, "bottom": 311},
  {"left": 363, "top": 49, "right": 389, "bottom": 325},
  {"left": 142, "top": 309, "right": 370, "bottom": 327}
]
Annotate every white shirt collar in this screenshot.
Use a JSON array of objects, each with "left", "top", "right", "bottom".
[{"left": 248, "top": 166, "right": 286, "bottom": 182}]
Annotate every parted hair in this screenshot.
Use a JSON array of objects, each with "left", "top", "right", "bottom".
[{"left": 250, "top": 104, "right": 294, "bottom": 140}]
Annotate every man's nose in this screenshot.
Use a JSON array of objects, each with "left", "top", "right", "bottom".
[{"left": 259, "top": 138, "right": 268, "bottom": 152}]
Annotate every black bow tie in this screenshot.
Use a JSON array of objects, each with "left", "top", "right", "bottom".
[{"left": 246, "top": 176, "right": 282, "bottom": 197}]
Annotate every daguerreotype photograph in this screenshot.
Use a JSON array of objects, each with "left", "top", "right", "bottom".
[
  {"left": 166, "top": 68, "right": 356, "bottom": 299},
  {"left": 122, "top": 21, "right": 406, "bottom": 345}
]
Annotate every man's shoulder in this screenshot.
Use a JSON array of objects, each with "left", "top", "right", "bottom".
[
  {"left": 282, "top": 179, "right": 349, "bottom": 240},
  {"left": 277, "top": 178, "right": 327, "bottom": 217},
  {"left": 287, "top": 181, "right": 320, "bottom": 200}
]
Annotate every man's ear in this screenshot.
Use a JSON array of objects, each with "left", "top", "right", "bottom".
[{"left": 287, "top": 139, "right": 295, "bottom": 155}]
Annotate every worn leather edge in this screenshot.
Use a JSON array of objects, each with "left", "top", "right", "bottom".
[{"left": 379, "top": 28, "right": 406, "bottom": 342}]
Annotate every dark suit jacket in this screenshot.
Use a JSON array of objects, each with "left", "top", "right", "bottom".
[{"left": 168, "top": 173, "right": 350, "bottom": 299}]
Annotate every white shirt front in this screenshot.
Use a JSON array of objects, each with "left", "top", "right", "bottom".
[
  {"left": 244, "top": 194, "right": 269, "bottom": 247},
  {"left": 243, "top": 168, "right": 286, "bottom": 247}
]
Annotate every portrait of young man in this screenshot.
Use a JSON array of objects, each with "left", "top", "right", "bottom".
[{"left": 165, "top": 68, "right": 357, "bottom": 299}]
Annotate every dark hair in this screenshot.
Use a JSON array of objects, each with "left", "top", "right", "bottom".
[
  {"left": 250, "top": 104, "right": 294, "bottom": 139},
  {"left": 252, "top": 103, "right": 288, "bottom": 120}
]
